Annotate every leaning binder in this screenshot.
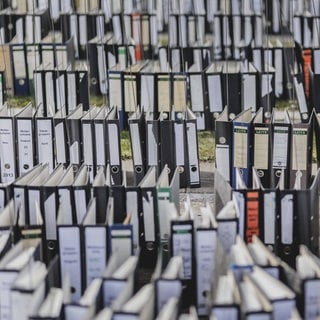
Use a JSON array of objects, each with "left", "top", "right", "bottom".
[
  {"left": 64, "top": 278, "right": 103, "bottom": 319},
  {"left": 239, "top": 274, "right": 273, "bottom": 319},
  {"left": 294, "top": 246, "right": 320, "bottom": 319},
  {"left": 112, "top": 284, "right": 155, "bottom": 320},
  {"left": 248, "top": 266, "right": 296, "bottom": 319},
  {"left": 29, "top": 287, "right": 64, "bottom": 320},
  {"left": 0, "top": 238, "right": 42, "bottom": 320},
  {"left": 155, "top": 256, "right": 183, "bottom": 314},
  {"left": 211, "top": 271, "right": 240, "bottom": 320},
  {"left": 102, "top": 254, "right": 138, "bottom": 308}
]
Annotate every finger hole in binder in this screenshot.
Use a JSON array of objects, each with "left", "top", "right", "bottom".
[
  {"left": 111, "top": 166, "right": 119, "bottom": 174},
  {"left": 284, "top": 246, "right": 291, "bottom": 255},
  {"left": 135, "top": 166, "right": 142, "bottom": 173},
  {"left": 275, "top": 170, "right": 282, "bottom": 178},
  {"left": 191, "top": 166, "right": 197, "bottom": 172},
  {"left": 163, "top": 243, "right": 169, "bottom": 252},
  {"left": 146, "top": 242, "right": 154, "bottom": 251},
  {"left": 48, "top": 241, "right": 55, "bottom": 251}
]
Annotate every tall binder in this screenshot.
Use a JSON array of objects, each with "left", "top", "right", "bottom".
[
  {"left": 41, "top": 164, "right": 65, "bottom": 264},
  {"left": 10, "top": 39, "right": 29, "bottom": 96},
  {"left": 194, "top": 203, "right": 218, "bottom": 316},
  {"left": 215, "top": 107, "right": 232, "bottom": 184},
  {"left": 81, "top": 107, "right": 99, "bottom": 181},
  {"left": 105, "top": 107, "right": 122, "bottom": 185},
  {"left": 57, "top": 203, "right": 83, "bottom": 302},
  {"left": 81, "top": 198, "right": 107, "bottom": 288},
  {"left": 138, "top": 166, "right": 159, "bottom": 268},
  {"left": 205, "top": 62, "right": 224, "bottom": 117},
  {"left": 15, "top": 103, "right": 36, "bottom": 176},
  {"left": 106, "top": 197, "right": 133, "bottom": 266},
  {"left": 232, "top": 108, "right": 253, "bottom": 188},
  {"left": 35, "top": 109, "right": 55, "bottom": 173},
  {"left": 185, "top": 108, "right": 201, "bottom": 187},
  {"left": 288, "top": 110, "right": 313, "bottom": 189},
  {"left": 159, "top": 112, "right": 176, "bottom": 181},
  {"left": 252, "top": 108, "right": 271, "bottom": 188},
  {"left": 252, "top": 168, "right": 278, "bottom": 254},
  {"left": 170, "top": 210, "right": 195, "bottom": 308},
  {"left": 128, "top": 110, "right": 146, "bottom": 185},
  {"left": 270, "top": 110, "right": 291, "bottom": 188},
  {"left": 72, "top": 164, "right": 90, "bottom": 225},
  {"left": 54, "top": 107, "right": 69, "bottom": 166},
  {"left": 145, "top": 112, "right": 160, "bottom": 172},
  {"left": 0, "top": 106, "right": 17, "bottom": 183}
]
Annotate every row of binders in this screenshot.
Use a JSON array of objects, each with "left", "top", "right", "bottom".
[
  {"left": 0, "top": 31, "right": 75, "bottom": 96},
  {"left": 0, "top": 104, "right": 121, "bottom": 184},
  {"left": 34, "top": 62, "right": 89, "bottom": 116},
  {"left": 105, "top": 58, "right": 278, "bottom": 131},
  {"left": 0, "top": 161, "right": 319, "bottom": 318},
  {"left": 215, "top": 106, "right": 316, "bottom": 190},
  {"left": 128, "top": 108, "right": 200, "bottom": 188},
  {"left": 214, "top": 165, "right": 320, "bottom": 270},
  {"left": 0, "top": 102, "right": 200, "bottom": 188}
]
